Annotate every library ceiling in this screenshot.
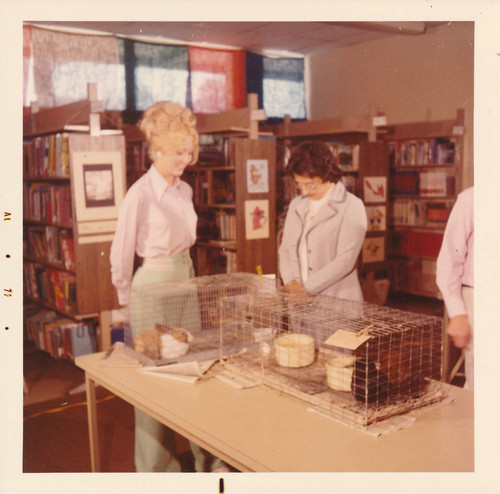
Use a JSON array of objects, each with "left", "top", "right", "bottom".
[{"left": 30, "top": 21, "right": 446, "bottom": 57}]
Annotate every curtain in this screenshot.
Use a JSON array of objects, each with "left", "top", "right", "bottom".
[
  {"left": 262, "top": 57, "right": 306, "bottom": 120},
  {"left": 23, "top": 25, "right": 32, "bottom": 107},
  {"left": 245, "top": 51, "right": 265, "bottom": 111},
  {"left": 31, "top": 26, "right": 124, "bottom": 109},
  {"left": 119, "top": 39, "right": 189, "bottom": 112},
  {"left": 188, "top": 46, "right": 246, "bottom": 113},
  {"left": 26, "top": 26, "right": 306, "bottom": 119}
]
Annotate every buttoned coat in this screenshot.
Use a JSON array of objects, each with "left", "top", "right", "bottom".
[{"left": 278, "top": 181, "right": 367, "bottom": 301}]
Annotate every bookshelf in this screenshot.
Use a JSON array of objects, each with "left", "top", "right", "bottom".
[
  {"left": 270, "top": 114, "right": 390, "bottom": 304},
  {"left": 23, "top": 84, "right": 125, "bottom": 355},
  {"left": 383, "top": 109, "right": 465, "bottom": 299},
  {"left": 188, "top": 96, "right": 277, "bottom": 276}
]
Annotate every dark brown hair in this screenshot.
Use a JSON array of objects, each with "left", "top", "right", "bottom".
[{"left": 286, "top": 141, "right": 342, "bottom": 183}]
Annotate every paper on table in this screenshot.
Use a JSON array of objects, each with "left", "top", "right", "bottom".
[
  {"left": 99, "top": 342, "right": 143, "bottom": 367},
  {"left": 324, "top": 329, "right": 371, "bottom": 351},
  {"left": 138, "top": 359, "right": 217, "bottom": 383}
]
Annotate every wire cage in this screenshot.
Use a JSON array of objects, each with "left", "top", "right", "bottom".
[
  {"left": 220, "top": 291, "right": 446, "bottom": 430},
  {"left": 128, "top": 272, "right": 276, "bottom": 366}
]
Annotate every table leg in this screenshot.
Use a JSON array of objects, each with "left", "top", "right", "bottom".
[{"left": 85, "top": 373, "right": 101, "bottom": 472}]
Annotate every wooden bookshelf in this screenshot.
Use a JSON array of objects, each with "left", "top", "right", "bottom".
[
  {"left": 23, "top": 84, "right": 125, "bottom": 353},
  {"left": 383, "top": 109, "right": 465, "bottom": 299},
  {"left": 187, "top": 97, "right": 277, "bottom": 276}
]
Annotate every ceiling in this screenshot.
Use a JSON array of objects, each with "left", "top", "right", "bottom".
[{"left": 30, "top": 21, "right": 444, "bottom": 57}]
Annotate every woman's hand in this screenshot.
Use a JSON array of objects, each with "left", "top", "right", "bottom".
[
  {"left": 447, "top": 314, "right": 471, "bottom": 349},
  {"left": 281, "top": 281, "right": 305, "bottom": 293}
]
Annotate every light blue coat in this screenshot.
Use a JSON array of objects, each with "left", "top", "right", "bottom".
[{"left": 278, "top": 181, "right": 367, "bottom": 301}]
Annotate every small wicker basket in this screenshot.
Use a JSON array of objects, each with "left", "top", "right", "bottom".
[
  {"left": 274, "top": 333, "right": 315, "bottom": 368},
  {"left": 325, "top": 356, "right": 355, "bottom": 392}
]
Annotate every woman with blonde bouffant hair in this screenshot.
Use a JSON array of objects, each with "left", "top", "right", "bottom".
[{"left": 110, "top": 101, "right": 229, "bottom": 473}]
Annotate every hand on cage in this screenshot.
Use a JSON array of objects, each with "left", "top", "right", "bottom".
[{"left": 281, "top": 281, "right": 304, "bottom": 293}]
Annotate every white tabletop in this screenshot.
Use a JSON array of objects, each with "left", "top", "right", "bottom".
[{"left": 76, "top": 351, "right": 474, "bottom": 472}]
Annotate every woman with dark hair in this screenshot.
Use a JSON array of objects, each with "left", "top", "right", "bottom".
[{"left": 278, "top": 141, "right": 367, "bottom": 301}]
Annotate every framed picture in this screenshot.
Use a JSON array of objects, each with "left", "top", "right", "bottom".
[
  {"left": 244, "top": 199, "right": 270, "bottom": 240},
  {"left": 363, "top": 176, "right": 387, "bottom": 203},
  {"left": 362, "top": 236, "right": 385, "bottom": 263},
  {"left": 246, "top": 159, "right": 269, "bottom": 193},
  {"left": 366, "top": 205, "right": 387, "bottom": 232},
  {"left": 71, "top": 151, "right": 125, "bottom": 223}
]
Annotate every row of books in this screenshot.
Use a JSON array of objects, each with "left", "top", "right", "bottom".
[
  {"left": 195, "top": 247, "right": 237, "bottom": 276},
  {"left": 388, "top": 258, "right": 440, "bottom": 296},
  {"left": 390, "top": 230, "right": 444, "bottom": 259},
  {"left": 126, "top": 140, "right": 150, "bottom": 172},
  {"left": 388, "top": 137, "right": 456, "bottom": 167},
  {"left": 24, "top": 307, "right": 97, "bottom": 361},
  {"left": 23, "top": 182, "right": 72, "bottom": 226},
  {"left": 24, "top": 262, "right": 77, "bottom": 315},
  {"left": 215, "top": 211, "right": 236, "bottom": 241},
  {"left": 390, "top": 170, "right": 455, "bottom": 197},
  {"left": 389, "top": 199, "right": 454, "bottom": 227},
  {"left": 24, "top": 225, "right": 76, "bottom": 271},
  {"left": 23, "top": 133, "right": 70, "bottom": 178},
  {"left": 197, "top": 134, "right": 230, "bottom": 167}
]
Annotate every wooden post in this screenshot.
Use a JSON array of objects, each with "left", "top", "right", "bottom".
[
  {"left": 248, "top": 93, "right": 259, "bottom": 140},
  {"left": 88, "top": 82, "right": 101, "bottom": 136},
  {"left": 85, "top": 374, "right": 101, "bottom": 472}
]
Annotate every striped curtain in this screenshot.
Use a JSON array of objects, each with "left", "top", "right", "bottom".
[{"left": 188, "top": 46, "right": 246, "bottom": 113}]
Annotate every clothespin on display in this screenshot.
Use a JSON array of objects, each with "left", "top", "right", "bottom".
[{"left": 357, "top": 323, "right": 374, "bottom": 338}]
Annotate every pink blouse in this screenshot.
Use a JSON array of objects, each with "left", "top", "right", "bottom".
[
  {"left": 436, "top": 186, "right": 474, "bottom": 318},
  {"left": 110, "top": 165, "right": 197, "bottom": 305}
]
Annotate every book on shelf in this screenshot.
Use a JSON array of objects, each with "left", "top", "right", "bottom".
[
  {"left": 25, "top": 225, "right": 75, "bottom": 270},
  {"left": 389, "top": 199, "right": 454, "bottom": 227},
  {"left": 24, "top": 308, "right": 98, "bottom": 360},
  {"left": 390, "top": 170, "right": 419, "bottom": 196},
  {"left": 389, "top": 137, "right": 456, "bottom": 167},
  {"left": 23, "top": 133, "right": 70, "bottom": 178},
  {"left": 24, "top": 262, "right": 77, "bottom": 315},
  {"left": 192, "top": 169, "right": 209, "bottom": 205},
  {"left": 390, "top": 230, "right": 444, "bottom": 258},
  {"left": 419, "top": 170, "right": 455, "bottom": 197},
  {"left": 389, "top": 258, "right": 439, "bottom": 295},
  {"left": 213, "top": 169, "right": 235, "bottom": 205},
  {"left": 341, "top": 175, "right": 356, "bottom": 194},
  {"left": 215, "top": 211, "right": 236, "bottom": 240},
  {"left": 23, "top": 182, "right": 72, "bottom": 226},
  {"left": 197, "top": 134, "right": 228, "bottom": 167}
]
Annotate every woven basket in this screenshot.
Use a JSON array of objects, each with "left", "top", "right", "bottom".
[
  {"left": 274, "top": 333, "right": 315, "bottom": 368},
  {"left": 326, "top": 356, "right": 355, "bottom": 391}
]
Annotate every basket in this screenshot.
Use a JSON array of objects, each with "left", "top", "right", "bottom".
[
  {"left": 325, "top": 356, "right": 355, "bottom": 392},
  {"left": 274, "top": 333, "right": 315, "bottom": 368}
]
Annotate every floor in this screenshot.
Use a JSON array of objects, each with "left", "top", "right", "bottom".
[{"left": 22, "top": 291, "right": 460, "bottom": 473}]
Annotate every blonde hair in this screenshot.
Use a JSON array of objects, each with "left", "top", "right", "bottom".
[{"left": 139, "top": 101, "right": 199, "bottom": 164}]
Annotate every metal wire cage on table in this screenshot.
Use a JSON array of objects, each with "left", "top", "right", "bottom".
[
  {"left": 128, "top": 272, "right": 276, "bottom": 365},
  {"left": 220, "top": 291, "right": 445, "bottom": 430}
]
